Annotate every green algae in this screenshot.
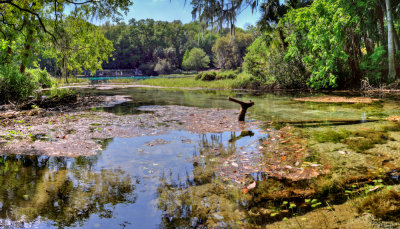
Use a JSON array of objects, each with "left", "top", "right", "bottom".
[
  {"left": 345, "top": 131, "right": 390, "bottom": 152},
  {"left": 312, "top": 129, "right": 351, "bottom": 143}
]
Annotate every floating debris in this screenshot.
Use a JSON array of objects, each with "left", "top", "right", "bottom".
[{"left": 145, "top": 139, "right": 170, "bottom": 147}]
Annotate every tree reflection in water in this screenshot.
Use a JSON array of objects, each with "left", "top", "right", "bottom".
[
  {"left": 158, "top": 133, "right": 250, "bottom": 228},
  {"left": 0, "top": 154, "right": 136, "bottom": 228}
]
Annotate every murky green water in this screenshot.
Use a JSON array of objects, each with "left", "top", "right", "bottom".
[{"left": 3, "top": 88, "right": 400, "bottom": 228}]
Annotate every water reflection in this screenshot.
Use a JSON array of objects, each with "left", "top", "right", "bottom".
[
  {"left": 157, "top": 132, "right": 258, "bottom": 228},
  {"left": 0, "top": 155, "right": 136, "bottom": 228}
]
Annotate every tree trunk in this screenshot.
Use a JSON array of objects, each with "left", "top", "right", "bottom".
[
  {"left": 364, "top": 33, "right": 374, "bottom": 55},
  {"left": 345, "top": 28, "right": 362, "bottom": 87},
  {"left": 228, "top": 97, "right": 254, "bottom": 121},
  {"left": 377, "top": 5, "right": 386, "bottom": 47},
  {"left": 4, "top": 42, "right": 13, "bottom": 64},
  {"left": 391, "top": 21, "right": 400, "bottom": 52},
  {"left": 386, "top": 0, "right": 396, "bottom": 81},
  {"left": 20, "top": 17, "right": 35, "bottom": 74},
  {"left": 278, "top": 28, "right": 288, "bottom": 50},
  {"left": 62, "top": 56, "right": 69, "bottom": 83}
]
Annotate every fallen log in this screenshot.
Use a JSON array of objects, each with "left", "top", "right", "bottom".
[{"left": 228, "top": 97, "right": 254, "bottom": 121}]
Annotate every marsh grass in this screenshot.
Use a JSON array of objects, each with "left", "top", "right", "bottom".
[
  {"left": 56, "top": 77, "right": 89, "bottom": 85},
  {"left": 138, "top": 77, "right": 239, "bottom": 89}
]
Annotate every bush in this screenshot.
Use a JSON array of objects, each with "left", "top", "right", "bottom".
[
  {"left": 27, "top": 68, "right": 57, "bottom": 88},
  {"left": 216, "top": 71, "right": 237, "bottom": 80},
  {"left": 196, "top": 71, "right": 238, "bottom": 81},
  {"left": 154, "top": 59, "right": 173, "bottom": 75},
  {"left": 201, "top": 71, "right": 216, "bottom": 81},
  {"left": 139, "top": 62, "right": 157, "bottom": 76},
  {"left": 195, "top": 72, "right": 203, "bottom": 80},
  {"left": 244, "top": 34, "right": 308, "bottom": 89},
  {"left": 360, "top": 46, "right": 387, "bottom": 86},
  {"left": 182, "top": 48, "right": 210, "bottom": 71},
  {"left": 232, "top": 72, "right": 264, "bottom": 89},
  {"left": 0, "top": 65, "right": 37, "bottom": 104}
]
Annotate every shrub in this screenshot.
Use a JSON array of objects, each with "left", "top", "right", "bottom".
[
  {"left": 195, "top": 72, "right": 204, "bottom": 80},
  {"left": 182, "top": 48, "right": 210, "bottom": 71},
  {"left": 0, "top": 65, "right": 36, "bottom": 104},
  {"left": 244, "top": 34, "right": 308, "bottom": 88},
  {"left": 139, "top": 62, "right": 157, "bottom": 76},
  {"left": 201, "top": 71, "right": 216, "bottom": 81},
  {"left": 196, "top": 71, "right": 238, "bottom": 81},
  {"left": 216, "top": 71, "right": 237, "bottom": 80},
  {"left": 360, "top": 46, "right": 387, "bottom": 86},
  {"left": 27, "top": 68, "right": 57, "bottom": 88},
  {"left": 154, "top": 59, "right": 173, "bottom": 75},
  {"left": 232, "top": 72, "right": 264, "bottom": 89}
]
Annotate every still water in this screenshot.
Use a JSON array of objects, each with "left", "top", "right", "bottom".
[{"left": 2, "top": 88, "right": 400, "bottom": 228}]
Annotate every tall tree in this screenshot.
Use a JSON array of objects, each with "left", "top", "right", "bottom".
[
  {"left": 385, "top": 0, "right": 396, "bottom": 81},
  {"left": 0, "top": 0, "right": 132, "bottom": 73}
]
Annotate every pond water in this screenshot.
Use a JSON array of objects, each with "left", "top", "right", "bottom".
[{"left": 2, "top": 88, "right": 400, "bottom": 228}]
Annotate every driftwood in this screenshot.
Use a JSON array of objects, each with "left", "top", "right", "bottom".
[{"left": 228, "top": 97, "right": 254, "bottom": 121}]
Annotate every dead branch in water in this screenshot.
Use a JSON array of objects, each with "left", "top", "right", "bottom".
[{"left": 228, "top": 97, "right": 254, "bottom": 121}]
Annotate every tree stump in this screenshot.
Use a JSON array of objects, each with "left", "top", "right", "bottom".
[{"left": 228, "top": 97, "right": 254, "bottom": 121}]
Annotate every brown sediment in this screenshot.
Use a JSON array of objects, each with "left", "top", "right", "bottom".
[
  {"left": 294, "top": 96, "right": 380, "bottom": 103},
  {"left": 0, "top": 104, "right": 256, "bottom": 157}
]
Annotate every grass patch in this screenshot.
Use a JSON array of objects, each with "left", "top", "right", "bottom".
[
  {"left": 56, "top": 77, "right": 89, "bottom": 85},
  {"left": 138, "top": 77, "right": 238, "bottom": 89}
]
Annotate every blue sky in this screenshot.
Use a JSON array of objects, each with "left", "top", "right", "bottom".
[{"left": 124, "top": 0, "right": 260, "bottom": 28}]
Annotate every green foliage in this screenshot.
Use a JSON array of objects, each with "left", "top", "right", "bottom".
[
  {"left": 232, "top": 72, "right": 265, "bottom": 89},
  {"left": 182, "top": 49, "right": 190, "bottom": 66},
  {"left": 0, "top": 65, "right": 36, "bottom": 104},
  {"left": 154, "top": 59, "right": 173, "bottom": 75},
  {"left": 139, "top": 63, "right": 156, "bottom": 76},
  {"left": 48, "top": 88, "right": 75, "bottom": 98},
  {"left": 245, "top": 33, "right": 307, "bottom": 88},
  {"left": 212, "top": 32, "right": 254, "bottom": 69},
  {"left": 243, "top": 36, "right": 272, "bottom": 82},
  {"left": 195, "top": 72, "right": 204, "bottom": 80},
  {"left": 182, "top": 48, "right": 210, "bottom": 71},
  {"left": 1, "top": 0, "right": 131, "bottom": 76},
  {"left": 27, "top": 68, "right": 57, "bottom": 89},
  {"left": 102, "top": 20, "right": 217, "bottom": 72},
  {"left": 360, "top": 46, "right": 387, "bottom": 85},
  {"left": 282, "top": 0, "right": 351, "bottom": 89},
  {"left": 200, "top": 71, "right": 216, "bottom": 81},
  {"left": 195, "top": 71, "right": 237, "bottom": 81},
  {"left": 215, "top": 70, "right": 237, "bottom": 80}
]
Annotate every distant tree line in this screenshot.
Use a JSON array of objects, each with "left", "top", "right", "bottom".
[{"left": 100, "top": 19, "right": 255, "bottom": 75}]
